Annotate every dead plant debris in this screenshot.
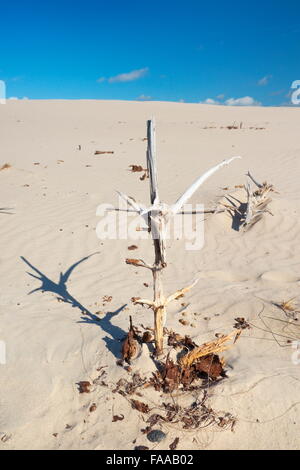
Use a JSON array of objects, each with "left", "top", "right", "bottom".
[
  {"left": 234, "top": 317, "right": 251, "bottom": 330},
  {"left": 129, "top": 164, "right": 149, "bottom": 181},
  {"left": 130, "top": 399, "right": 150, "bottom": 414},
  {"left": 94, "top": 150, "right": 114, "bottom": 155},
  {"left": 78, "top": 381, "right": 92, "bottom": 393},
  {"left": 113, "top": 372, "right": 148, "bottom": 396},
  {"left": 169, "top": 437, "right": 179, "bottom": 450},
  {"left": 116, "top": 325, "right": 239, "bottom": 435},
  {"left": 112, "top": 414, "right": 125, "bottom": 422},
  {"left": 0, "top": 163, "right": 11, "bottom": 171},
  {"left": 121, "top": 317, "right": 141, "bottom": 364},
  {"left": 142, "top": 331, "right": 153, "bottom": 343},
  {"left": 274, "top": 298, "right": 300, "bottom": 320}
]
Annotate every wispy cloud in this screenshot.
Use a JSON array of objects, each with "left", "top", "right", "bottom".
[
  {"left": 257, "top": 75, "right": 272, "bottom": 86},
  {"left": 109, "top": 67, "right": 148, "bottom": 83},
  {"left": 200, "top": 98, "right": 221, "bottom": 105},
  {"left": 8, "top": 96, "right": 29, "bottom": 100},
  {"left": 225, "top": 96, "right": 261, "bottom": 106},
  {"left": 200, "top": 95, "right": 261, "bottom": 106},
  {"left": 98, "top": 68, "right": 149, "bottom": 84},
  {"left": 137, "top": 94, "right": 152, "bottom": 101}
]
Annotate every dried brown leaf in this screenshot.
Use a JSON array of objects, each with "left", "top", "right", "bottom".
[
  {"left": 169, "top": 437, "right": 179, "bottom": 450},
  {"left": 112, "top": 414, "right": 124, "bottom": 422},
  {"left": 121, "top": 316, "right": 140, "bottom": 364},
  {"left": 129, "top": 165, "right": 144, "bottom": 172},
  {"left": 162, "top": 356, "right": 181, "bottom": 392},
  {"left": 142, "top": 331, "right": 153, "bottom": 343},
  {"left": 130, "top": 399, "right": 150, "bottom": 414},
  {"left": 234, "top": 317, "right": 250, "bottom": 330},
  {"left": 128, "top": 245, "right": 138, "bottom": 250},
  {"left": 78, "top": 381, "right": 91, "bottom": 393},
  {"left": 195, "top": 354, "right": 224, "bottom": 380},
  {"left": 147, "top": 414, "right": 165, "bottom": 427},
  {"left": 126, "top": 258, "right": 140, "bottom": 266}
]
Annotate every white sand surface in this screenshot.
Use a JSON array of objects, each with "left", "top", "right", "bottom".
[{"left": 0, "top": 99, "right": 299, "bottom": 449}]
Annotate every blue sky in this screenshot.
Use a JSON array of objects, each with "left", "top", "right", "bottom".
[{"left": 1, "top": 0, "right": 300, "bottom": 106}]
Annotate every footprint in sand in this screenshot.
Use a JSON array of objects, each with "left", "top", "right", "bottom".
[{"left": 260, "top": 271, "right": 300, "bottom": 283}]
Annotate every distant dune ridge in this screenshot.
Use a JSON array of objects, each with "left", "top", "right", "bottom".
[{"left": 0, "top": 100, "right": 300, "bottom": 449}]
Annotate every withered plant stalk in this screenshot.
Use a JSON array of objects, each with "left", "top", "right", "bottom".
[{"left": 120, "top": 119, "right": 240, "bottom": 356}]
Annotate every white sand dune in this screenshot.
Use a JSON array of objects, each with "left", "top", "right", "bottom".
[{"left": 0, "top": 100, "right": 299, "bottom": 449}]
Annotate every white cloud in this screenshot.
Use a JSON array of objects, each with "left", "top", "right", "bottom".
[
  {"left": 137, "top": 94, "right": 152, "bottom": 101},
  {"left": 225, "top": 96, "right": 261, "bottom": 106},
  {"left": 108, "top": 67, "right": 149, "bottom": 83},
  {"left": 216, "top": 93, "right": 225, "bottom": 100},
  {"left": 200, "top": 98, "right": 221, "bottom": 105},
  {"left": 7, "top": 96, "right": 29, "bottom": 101},
  {"left": 258, "top": 75, "right": 272, "bottom": 86}
]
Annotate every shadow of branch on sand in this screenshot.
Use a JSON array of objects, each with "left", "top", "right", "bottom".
[
  {"left": 78, "top": 305, "right": 127, "bottom": 359},
  {"left": 224, "top": 195, "right": 247, "bottom": 231},
  {"left": 0, "top": 207, "right": 14, "bottom": 215},
  {"left": 21, "top": 254, "right": 127, "bottom": 359}
]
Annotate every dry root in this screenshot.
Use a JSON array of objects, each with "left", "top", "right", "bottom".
[{"left": 179, "top": 330, "right": 239, "bottom": 368}]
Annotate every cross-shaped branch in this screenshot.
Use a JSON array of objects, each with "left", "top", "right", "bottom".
[{"left": 116, "top": 119, "right": 240, "bottom": 355}]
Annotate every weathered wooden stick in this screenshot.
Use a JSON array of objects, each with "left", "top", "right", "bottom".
[
  {"left": 243, "top": 181, "right": 253, "bottom": 228},
  {"left": 146, "top": 119, "right": 166, "bottom": 355},
  {"left": 165, "top": 278, "right": 199, "bottom": 305},
  {"left": 170, "top": 156, "right": 241, "bottom": 215},
  {"left": 123, "top": 120, "right": 241, "bottom": 356},
  {"left": 246, "top": 170, "right": 263, "bottom": 188},
  {"left": 116, "top": 190, "right": 144, "bottom": 213},
  {"left": 133, "top": 298, "right": 155, "bottom": 307},
  {"left": 242, "top": 172, "right": 274, "bottom": 231}
]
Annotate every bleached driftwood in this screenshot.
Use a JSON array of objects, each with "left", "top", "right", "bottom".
[
  {"left": 218, "top": 171, "right": 275, "bottom": 231},
  {"left": 118, "top": 119, "right": 240, "bottom": 355},
  {"left": 170, "top": 156, "right": 241, "bottom": 215},
  {"left": 246, "top": 170, "right": 263, "bottom": 189},
  {"left": 242, "top": 172, "right": 274, "bottom": 231}
]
